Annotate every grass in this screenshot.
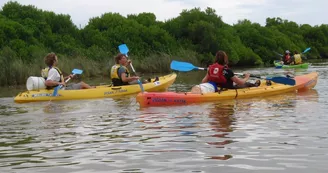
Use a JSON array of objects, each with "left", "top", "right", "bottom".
[{"left": 0, "top": 49, "right": 204, "bottom": 87}]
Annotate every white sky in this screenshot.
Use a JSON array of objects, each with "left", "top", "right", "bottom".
[{"left": 1, "top": 0, "right": 327, "bottom": 28}]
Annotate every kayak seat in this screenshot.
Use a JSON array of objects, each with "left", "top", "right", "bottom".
[
  {"left": 266, "top": 80, "right": 272, "bottom": 86},
  {"left": 255, "top": 80, "right": 261, "bottom": 87}
]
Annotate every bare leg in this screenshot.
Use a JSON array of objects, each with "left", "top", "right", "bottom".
[{"left": 80, "top": 82, "right": 94, "bottom": 89}]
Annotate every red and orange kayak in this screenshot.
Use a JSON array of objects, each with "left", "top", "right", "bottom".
[{"left": 136, "top": 72, "right": 318, "bottom": 107}]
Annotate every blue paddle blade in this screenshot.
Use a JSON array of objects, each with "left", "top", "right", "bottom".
[
  {"left": 72, "top": 69, "right": 83, "bottom": 75},
  {"left": 266, "top": 76, "right": 296, "bottom": 86},
  {"left": 118, "top": 44, "right": 129, "bottom": 56},
  {"left": 170, "top": 60, "right": 197, "bottom": 72},
  {"left": 137, "top": 79, "right": 145, "bottom": 93},
  {"left": 52, "top": 85, "right": 60, "bottom": 96},
  {"left": 302, "top": 47, "right": 311, "bottom": 53}
]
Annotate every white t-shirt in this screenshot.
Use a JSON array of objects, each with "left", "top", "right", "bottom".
[{"left": 47, "top": 68, "right": 61, "bottom": 82}]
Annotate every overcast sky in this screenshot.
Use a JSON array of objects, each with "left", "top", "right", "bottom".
[{"left": 1, "top": 0, "right": 327, "bottom": 28}]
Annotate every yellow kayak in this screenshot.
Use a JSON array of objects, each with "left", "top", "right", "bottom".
[
  {"left": 137, "top": 72, "right": 318, "bottom": 107},
  {"left": 14, "top": 73, "right": 177, "bottom": 103}
]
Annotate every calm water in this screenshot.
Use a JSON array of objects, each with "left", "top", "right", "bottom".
[{"left": 0, "top": 62, "right": 327, "bottom": 173}]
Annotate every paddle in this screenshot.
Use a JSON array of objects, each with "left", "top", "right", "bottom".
[
  {"left": 302, "top": 47, "right": 311, "bottom": 54},
  {"left": 274, "top": 51, "right": 283, "bottom": 57},
  {"left": 118, "top": 44, "right": 145, "bottom": 92},
  {"left": 52, "top": 69, "right": 83, "bottom": 96},
  {"left": 170, "top": 60, "right": 295, "bottom": 86},
  {"left": 170, "top": 60, "right": 207, "bottom": 71},
  {"left": 234, "top": 73, "right": 295, "bottom": 86},
  {"left": 234, "top": 73, "right": 262, "bottom": 79}
]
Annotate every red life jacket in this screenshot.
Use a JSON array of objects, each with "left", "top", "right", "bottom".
[
  {"left": 207, "top": 63, "right": 227, "bottom": 84},
  {"left": 283, "top": 55, "right": 290, "bottom": 62}
]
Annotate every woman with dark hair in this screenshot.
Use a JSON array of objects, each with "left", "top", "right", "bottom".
[{"left": 191, "top": 51, "right": 260, "bottom": 94}]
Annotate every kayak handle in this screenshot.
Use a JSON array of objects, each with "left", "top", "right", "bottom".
[{"left": 111, "top": 87, "right": 122, "bottom": 90}]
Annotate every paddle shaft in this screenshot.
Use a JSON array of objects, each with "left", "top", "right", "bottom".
[
  {"left": 234, "top": 73, "right": 260, "bottom": 78},
  {"left": 196, "top": 67, "right": 207, "bottom": 71},
  {"left": 170, "top": 60, "right": 295, "bottom": 85},
  {"left": 236, "top": 72, "right": 292, "bottom": 79},
  {"left": 130, "top": 63, "right": 145, "bottom": 92},
  {"left": 235, "top": 72, "right": 295, "bottom": 85},
  {"left": 58, "top": 74, "right": 76, "bottom": 88},
  {"left": 129, "top": 63, "right": 137, "bottom": 75}
]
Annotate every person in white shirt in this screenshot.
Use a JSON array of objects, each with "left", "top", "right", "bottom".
[{"left": 43, "top": 52, "right": 93, "bottom": 90}]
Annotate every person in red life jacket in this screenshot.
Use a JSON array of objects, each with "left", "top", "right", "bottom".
[
  {"left": 282, "top": 50, "right": 292, "bottom": 65},
  {"left": 191, "top": 50, "right": 260, "bottom": 94}
]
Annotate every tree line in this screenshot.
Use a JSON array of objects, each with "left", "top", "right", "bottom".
[{"left": 0, "top": 1, "right": 327, "bottom": 86}]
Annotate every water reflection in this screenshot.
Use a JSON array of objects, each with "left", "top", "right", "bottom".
[
  {"left": 208, "top": 101, "right": 236, "bottom": 133},
  {"left": 206, "top": 101, "right": 236, "bottom": 160},
  {"left": 43, "top": 102, "right": 68, "bottom": 113}
]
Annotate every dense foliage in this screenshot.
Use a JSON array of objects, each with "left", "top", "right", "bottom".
[{"left": 0, "top": 2, "right": 327, "bottom": 85}]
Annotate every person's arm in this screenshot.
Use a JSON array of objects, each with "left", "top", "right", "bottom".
[
  {"left": 230, "top": 70, "right": 250, "bottom": 86},
  {"left": 121, "top": 73, "right": 139, "bottom": 82},
  {"left": 201, "top": 73, "right": 209, "bottom": 83},
  {"left": 45, "top": 80, "right": 62, "bottom": 87},
  {"left": 64, "top": 74, "right": 74, "bottom": 81},
  {"left": 119, "top": 68, "right": 139, "bottom": 82},
  {"left": 288, "top": 55, "right": 293, "bottom": 63}
]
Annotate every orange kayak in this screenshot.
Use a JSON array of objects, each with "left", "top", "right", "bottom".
[{"left": 136, "top": 72, "right": 318, "bottom": 107}]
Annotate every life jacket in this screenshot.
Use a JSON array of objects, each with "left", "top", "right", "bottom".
[
  {"left": 293, "top": 54, "right": 302, "bottom": 64},
  {"left": 110, "top": 64, "right": 130, "bottom": 86},
  {"left": 283, "top": 55, "right": 291, "bottom": 64},
  {"left": 207, "top": 63, "right": 227, "bottom": 84},
  {"left": 41, "top": 67, "right": 64, "bottom": 89}
]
